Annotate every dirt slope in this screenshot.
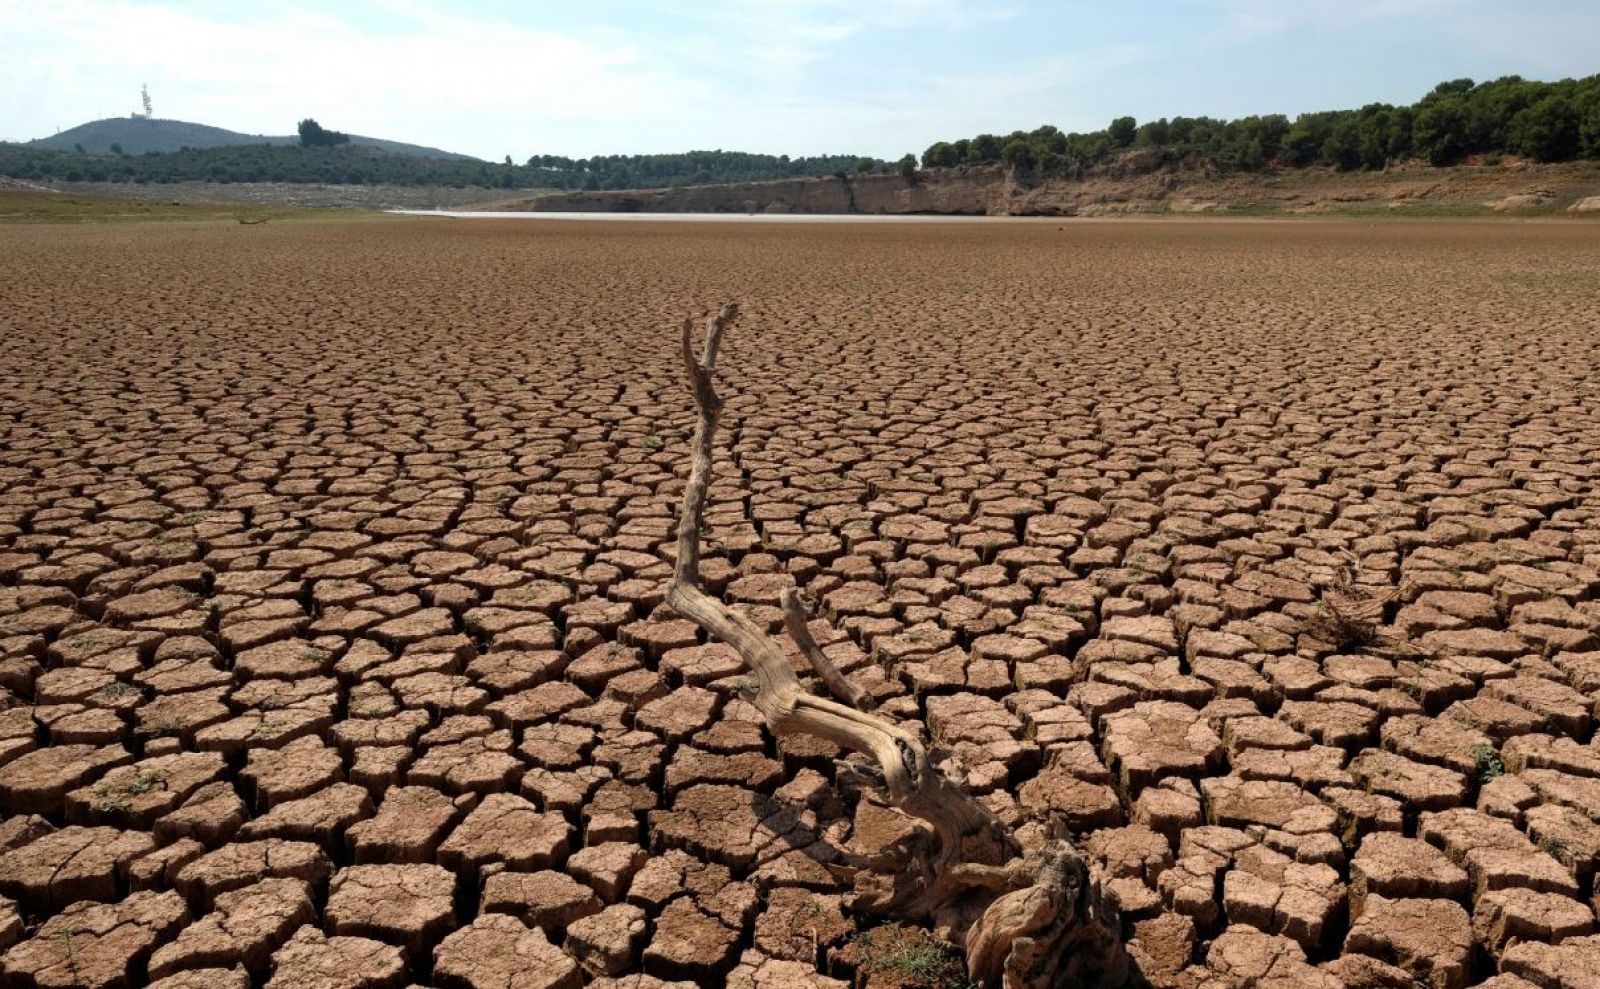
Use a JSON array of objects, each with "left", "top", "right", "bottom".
[{"left": 510, "top": 160, "right": 1600, "bottom": 216}]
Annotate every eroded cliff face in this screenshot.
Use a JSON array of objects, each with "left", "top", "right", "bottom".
[{"left": 493, "top": 160, "right": 1600, "bottom": 216}]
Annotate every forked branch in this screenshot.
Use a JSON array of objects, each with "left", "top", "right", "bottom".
[
  {"left": 666, "top": 304, "right": 983, "bottom": 819},
  {"left": 662, "top": 305, "right": 1128, "bottom": 988}
]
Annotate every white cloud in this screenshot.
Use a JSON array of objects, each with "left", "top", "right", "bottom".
[
  {"left": 0, "top": 0, "right": 1032, "bottom": 157},
  {"left": 1, "top": 0, "right": 1591, "bottom": 160},
  {"left": 0, "top": 0, "right": 719, "bottom": 157},
  {"left": 1200, "top": 0, "right": 1477, "bottom": 44}
]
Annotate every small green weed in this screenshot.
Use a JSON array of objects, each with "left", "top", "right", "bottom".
[
  {"left": 1473, "top": 742, "right": 1504, "bottom": 784},
  {"left": 851, "top": 924, "right": 967, "bottom": 987},
  {"left": 92, "top": 768, "right": 164, "bottom": 814},
  {"left": 126, "top": 770, "right": 163, "bottom": 795},
  {"left": 57, "top": 923, "right": 82, "bottom": 963},
  {"left": 1538, "top": 834, "right": 1569, "bottom": 859}
]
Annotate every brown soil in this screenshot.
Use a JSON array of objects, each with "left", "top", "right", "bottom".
[{"left": 0, "top": 216, "right": 1597, "bottom": 987}]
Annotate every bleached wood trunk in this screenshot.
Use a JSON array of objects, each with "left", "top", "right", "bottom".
[{"left": 664, "top": 304, "right": 1128, "bottom": 988}]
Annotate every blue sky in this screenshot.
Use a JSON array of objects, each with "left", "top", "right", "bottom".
[{"left": 2, "top": 0, "right": 1596, "bottom": 160}]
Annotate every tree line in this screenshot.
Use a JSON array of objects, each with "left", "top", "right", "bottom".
[
  {"left": 0, "top": 139, "right": 885, "bottom": 191},
  {"left": 921, "top": 75, "right": 1600, "bottom": 175},
  {"left": 6, "top": 77, "right": 1596, "bottom": 193}
]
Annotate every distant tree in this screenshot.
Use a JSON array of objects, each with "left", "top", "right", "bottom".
[
  {"left": 921, "top": 141, "right": 959, "bottom": 169},
  {"left": 1236, "top": 138, "right": 1266, "bottom": 171},
  {"left": 1464, "top": 76, "right": 1543, "bottom": 151},
  {"left": 968, "top": 134, "right": 1001, "bottom": 163},
  {"left": 1000, "top": 137, "right": 1036, "bottom": 170},
  {"left": 897, "top": 153, "right": 917, "bottom": 179},
  {"left": 298, "top": 118, "right": 350, "bottom": 148},
  {"left": 1135, "top": 119, "right": 1170, "bottom": 148},
  {"left": 73, "top": 143, "right": 85, "bottom": 154},
  {"left": 1187, "top": 118, "right": 1219, "bottom": 149},
  {"left": 1032, "top": 126, "right": 1068, "bottom": 156},
  {"left": 1511, "top": 95, "right": 1580, "bottom": 162},
  {"left": 1251, "top": 115, "right": 1291, "bottom": 160},
  {"left": 109, "top": 142, "right": 124, "bottom": 156},
  {"left": 1280, "top": 117, "right": 1325, "bottom": 167},
  {"left": 1355, "top": 110, "right": 1392, "bottom": 169},
  {"left": 1580, "top": 90, "right": 1600, "bottom": 157},
  {"left": 1108, "top": 116, "right": 1137, "bottom": 148},
  {"left": 1321, "top": 118, "right": 1362, "bottom": 170},
  {"left": 1386, "top": 106, "right": 1415, "bottom": 160},
  {"left": 1069, "top": 131, "right": 1114, "bottom": 162},
  {"left": 1423, "top": 78, "right": 1476, "bottom": 103},
  {"left": 1412, "top": 99, "right": 1469, "bottom": 165},
  {"left": 856, "top": 157, "right": 875, "bottom": 173}
]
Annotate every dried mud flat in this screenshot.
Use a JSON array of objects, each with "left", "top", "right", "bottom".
[{"left": 1, "top": 216, "right": 1598, "bottom": 989}]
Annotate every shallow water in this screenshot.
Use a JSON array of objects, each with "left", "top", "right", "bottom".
[{"left": 387, "top": 209, "right": 1044, "bottom": 222}]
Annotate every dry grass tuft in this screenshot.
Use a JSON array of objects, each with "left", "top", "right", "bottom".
[{"left": 1304, "top": 558, "right": 1406, "bottom": 654}]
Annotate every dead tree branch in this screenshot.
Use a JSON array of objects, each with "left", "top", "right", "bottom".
[
  {"left": 664, "top": 303, "right": 1127, "bottom": 988},
  {"left": 780, "top": 587, "right": 867, "bottom": 708}
]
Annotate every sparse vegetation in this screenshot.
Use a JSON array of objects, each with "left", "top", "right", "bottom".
[
  {"left": 92, "top": 769, "right": 165, "bottom": 814},
  {"left": 57, "top": 924, "right": 82, "bottom": 964},
  {"left": 1473, "top": 742, "right": 1505, "bottom": 783},
  {"left": 1305, "top": 561, "right": 1397, "bottom": 651},
  {"left": 1539, "top": 834, "right": 1570, "bottom": 859},
  {"left": 851, "top": 925, "right": 969, "bottom": 988}
]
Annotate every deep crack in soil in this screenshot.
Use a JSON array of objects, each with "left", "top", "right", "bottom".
[{"left": 0, "top": 216, "right": 1598, "bottom": 988}]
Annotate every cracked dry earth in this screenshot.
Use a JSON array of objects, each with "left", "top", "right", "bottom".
[{"left": 0, "top": 216, "right": 1598, "bottom": 989}]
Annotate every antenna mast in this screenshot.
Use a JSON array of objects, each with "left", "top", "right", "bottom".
[{"left": 141, "top": 84, "right": 153, "bottom": 119}]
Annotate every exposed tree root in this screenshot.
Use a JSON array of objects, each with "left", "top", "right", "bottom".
[{"left": 663, "top": 303, "right": 1128, "bottom": 988}]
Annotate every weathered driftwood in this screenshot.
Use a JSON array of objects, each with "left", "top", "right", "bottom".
[{"left": 664, "top": 304, "right": 1127, "bottom": 988}]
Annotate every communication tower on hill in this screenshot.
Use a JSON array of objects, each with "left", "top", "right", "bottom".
[{"left": 139, "top": 84, "right": 153, "bottom": 119}]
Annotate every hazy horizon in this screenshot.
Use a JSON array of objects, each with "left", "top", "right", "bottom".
[{"left": 3, "top": 0, "right": 1597, "bottom": 161}]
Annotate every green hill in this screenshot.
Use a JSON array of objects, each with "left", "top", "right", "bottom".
[
  {"left": 31, "top": 117, "right": 476, "bottom": 161},
  {"left": 0, "top": 140, "right": 881, "bottom": 192}
]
